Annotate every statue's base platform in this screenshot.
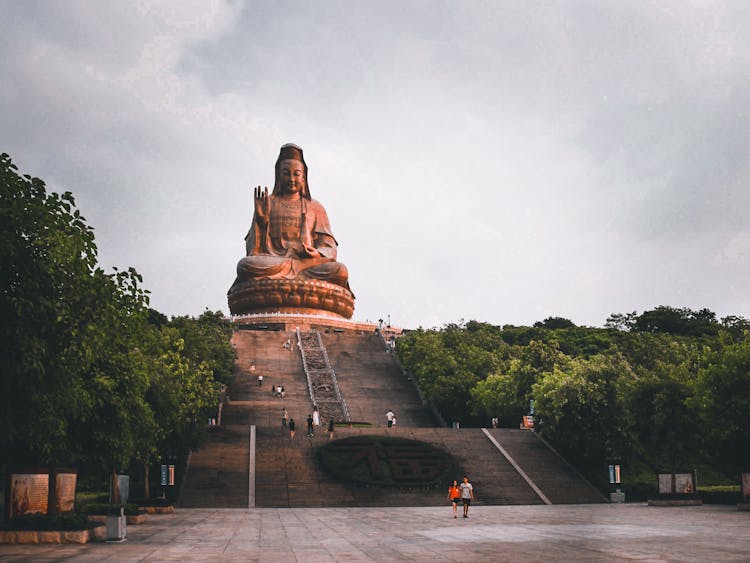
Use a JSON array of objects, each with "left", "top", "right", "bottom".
[
  {"left": 232, "top": 312, "right": 378, "bottom": 332},
  {"left": 227, "top": 278, "right": 355, "bottom": 320}
]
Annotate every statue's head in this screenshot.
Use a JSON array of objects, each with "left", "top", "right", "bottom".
[{"left": 273, "top": 143, "right": 311, "bottom": 199}]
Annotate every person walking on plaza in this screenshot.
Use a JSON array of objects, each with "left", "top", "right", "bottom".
[
  {"left": 282, "top": 408, "right": 288, "bottom": 429},
  {"left": 448, "top": 480, "right": 461, "bottom": 518},
  {"left": 328, "top": 419, "right": 335, "bottom": 440},
  {"left": 288, "top": 418, "right": 295, "bottom": 439},
  {"left": 460, "top": 476, "right": 474, "bottom": 518},
  {"left": 306, "top": 414, "right": 314, "bottom": 436}
]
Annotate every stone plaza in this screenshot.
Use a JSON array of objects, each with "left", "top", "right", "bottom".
[{"left": 0, "top": 503, "right": 748, "bottom": 561}]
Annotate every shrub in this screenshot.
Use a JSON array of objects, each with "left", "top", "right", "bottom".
[
  {"left": 80, "top": 503, "right": 141, "bottom": 516},
  {"left": 0, "top": 512, "right": 93, "bottom": 531}
]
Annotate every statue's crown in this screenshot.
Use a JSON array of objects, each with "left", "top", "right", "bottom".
[{"left": 278, "top": 143, "right": 304, "bottom": 162}]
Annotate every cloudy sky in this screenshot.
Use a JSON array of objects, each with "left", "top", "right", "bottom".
[{"left": 2, "top": 1, "right": 749, "bottom": 329}]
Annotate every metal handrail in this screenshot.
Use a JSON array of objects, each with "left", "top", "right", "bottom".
[
  {"left": 295, "top": 328, "right": 351, "bottom": 423},
  {"left": 295, "top": 327, "right": 316, "bottom": 405},
  {"left": 315, "top": 331, "right": 351, "bottom": 423}
]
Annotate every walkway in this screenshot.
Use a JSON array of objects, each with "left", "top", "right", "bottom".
[{"left": 0, "top": 504, "right": 748, "bottom": 561}]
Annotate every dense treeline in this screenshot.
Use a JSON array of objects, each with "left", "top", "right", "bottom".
[
  {"left": 0, "top": 153, "right": 234, "bottom": 510},
  {"left": 397, "top": 314, "right": 750, "bottom": 490}
]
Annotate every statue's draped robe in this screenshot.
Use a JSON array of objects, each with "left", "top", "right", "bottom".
[{"left": 237, "top": 196, "right": 349, "bottom": 289}]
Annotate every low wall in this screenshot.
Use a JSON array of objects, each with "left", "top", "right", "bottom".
[{"left": 0, "top": 525, "right": 105, "bottom": 544}]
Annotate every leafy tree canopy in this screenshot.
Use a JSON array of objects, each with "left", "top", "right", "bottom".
[
  {"left": 397, "top": 311, "right": 749, "bottom": 487},
  {"left": 534, "top": 316, "right": 577, "bottom": 329},
  {"left": 1, "top": 154, "right": 234, "bottom": 501}
]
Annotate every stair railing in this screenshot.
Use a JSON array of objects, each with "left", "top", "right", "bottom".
[
  {"left": 295, "top": 328, "right": 350, "bottom": 423},
  {"left": 315, "top": 331, "right": 351, "bottom": 423},
  {"left": 295, "top": 327, "right": 316, "bottom": 405}
]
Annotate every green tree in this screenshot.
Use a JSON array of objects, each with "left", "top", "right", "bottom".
[
  {"left": 620, "top": 363, "right": 700, "bottom": 473},
  {"left": 396, "top": 329, "right": 461, "bottom": 420},
  {"left": 0, "top": 153, "right": 156, "bottom": 509},
  {"left": 693, "top": 337, "right": 750, "bottom": 473},
  {"left": 471, "top": 361, "right": 535, "bottom": 426},
  {"left": 398, "top": 324, "right": 511, "bottom": 424},
  {"left": 149, "top": 329, "right": 219, "bottom": 453},
  {"left": 168, "top": 310, "right": 235, "bottom": 385},
  {"left": 610, "top": 331, "right": 698, "bottom": 373},
  {"left": 633, "top": 306, "right": 720, "bottom": 337},
  {"left": 532, "top": 352, "right": 636, "bottom": 473},
  {"left": 605, "top": 312, "right": 637, "bottom": 331},
  {"left": 78, "top": 268, "right": 154, "bottom": 503},
  {"left": 720, "top": 316, "right": 750, "bottom": 339},
  {"left": 0, "top": 153, "right": 113, "bottom": 511},
  {"left": 396, "top": 315, "right": 749, "bottom": 486},
  {"left": 534, "top": 317, "right": 576, "bottom": 329},
  {"left": 472, "top": 340, "right": 569, "bottom": 426}
]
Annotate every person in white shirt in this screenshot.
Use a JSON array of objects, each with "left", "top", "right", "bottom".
[{"left": 460, "top": 476, "right": 475, "bottom": 518}]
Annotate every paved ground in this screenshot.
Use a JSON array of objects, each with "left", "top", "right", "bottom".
[{"left": 0, "top": 503, "right": 748, "bottom": 562}]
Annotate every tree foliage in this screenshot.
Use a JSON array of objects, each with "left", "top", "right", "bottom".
[
  {"left": 620, "top": 363, "right": 699, "bottom": 472},
  {"left": 607, "top": 305, "right": 722, "bottom": 337},
  {"left": 1, "top": 152, "right": 106, "bottom": 467},
  {"left": 0, "top": 154, "right": 234, "bottom": 502},
  {"left": 398, "top": 323, "right": 509, "bottom": 422},
  {"left": 532, "top": 352, "right": 636, "bottom": 466},
  {"left": 693, "top": 339, "right": 750, "bottom": 472},
  {"left": 397, "top": 308, "right": 750, "bottom": 486},
  {"left": 167, "top": 311, "right": 235, "bottom": 385},
  {"left": 534, "top": 316, "right": 576, "bottom": 329}
]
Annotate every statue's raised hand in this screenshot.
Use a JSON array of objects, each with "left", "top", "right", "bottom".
[{"left": 253, "top": 186, "right": 270, "bottom": 224}]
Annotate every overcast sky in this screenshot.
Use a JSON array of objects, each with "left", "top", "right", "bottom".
[{"left": 2, "top": 1, "right": 749, "bottom": 329}]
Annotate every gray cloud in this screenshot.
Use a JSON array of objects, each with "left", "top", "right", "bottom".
[{"left": 2, "top": 0, "right": 749, "bottom": 328}]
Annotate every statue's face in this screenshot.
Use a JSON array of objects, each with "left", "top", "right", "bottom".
[{"left": 278, "top": 159, "right": 306, "bottom": 195}]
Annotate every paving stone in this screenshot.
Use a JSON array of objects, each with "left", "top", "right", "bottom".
[{"left": 4, "top": 505, "right": 742, "bottom": 562}]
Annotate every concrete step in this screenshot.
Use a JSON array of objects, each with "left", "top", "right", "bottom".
[
  {"left": 253, "top": 427, "right": 546, "bottom": 507},
  {"left": 181, "top": 329, "right": 606, "bottom": 508},
  {"left": 486, "top": 428, "right": 606, "bottom": 504},
  {"left": 179, "top": 424, "right": 249, "bottom": 508},
  {"left": 322, "top": 332, "right": 437, "bottom": 427},
  {"left": 228, "top": 330, "right": 315, "bottom": 427}
]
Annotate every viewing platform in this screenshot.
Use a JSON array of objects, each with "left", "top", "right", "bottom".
[{"left": 231, "top": 311, "right": 402, "bottom": 335}]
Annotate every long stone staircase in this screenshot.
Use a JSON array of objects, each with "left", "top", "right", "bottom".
[
  {"left": 180, "top": 329, "right": 310, "bottom": 508},
  {"left": 179, "top": 327, "right": 606, "bottom": 508},
  {"left": 297, "top": 329, "right": 349, "bottom": 423},
  {"left": 322, "top": 331, "right": 436, "bottom": 427}
]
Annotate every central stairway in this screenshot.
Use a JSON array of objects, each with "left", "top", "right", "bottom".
[
  {"left": 180, "top": 327, "right": 606, "bottom": 507},
  {"left": 297, "top": 329, "right": 350, "bottom": 423}
]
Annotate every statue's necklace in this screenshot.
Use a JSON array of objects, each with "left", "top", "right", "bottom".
[{"left": 278, "top": 196, "right": 302, "bottom": 210}]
